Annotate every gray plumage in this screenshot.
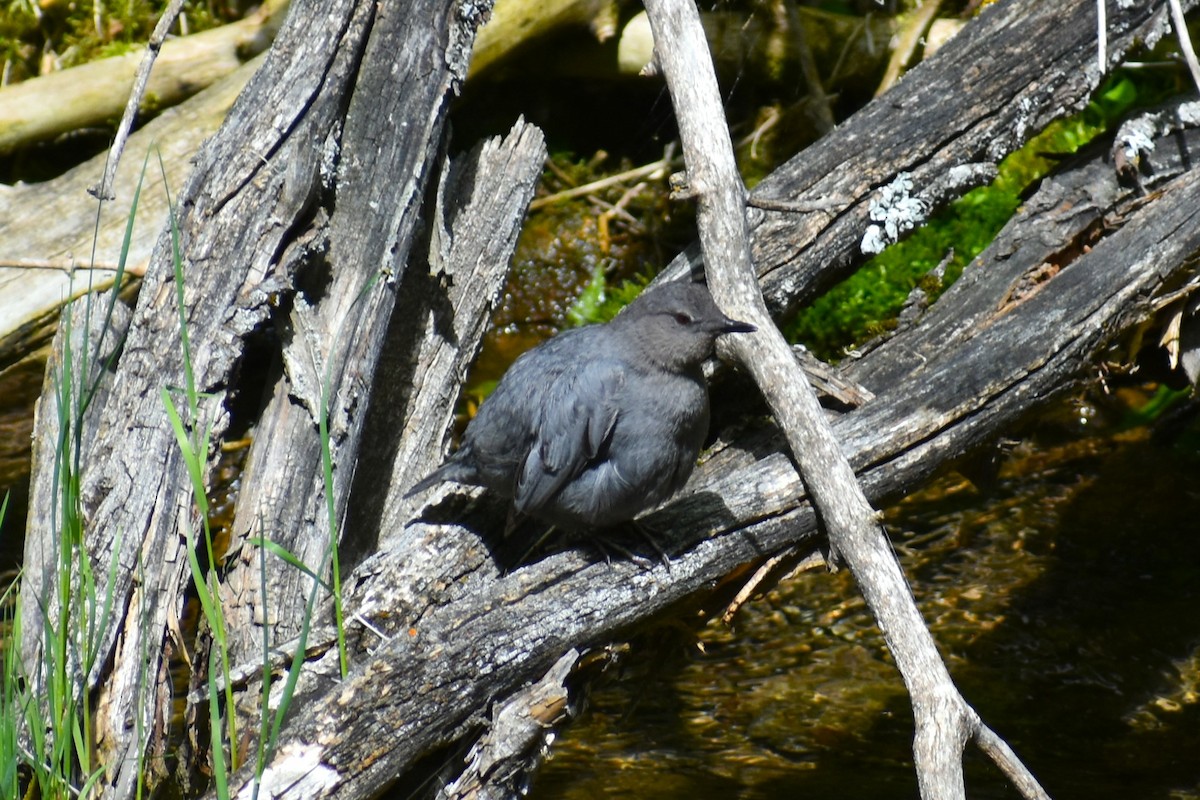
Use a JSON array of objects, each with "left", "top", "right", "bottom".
[{"left": 408, "top": 279, "right": 755, "bottom": 529}]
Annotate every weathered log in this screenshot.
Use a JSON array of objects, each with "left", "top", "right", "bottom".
[
  {"left": 21, "top": 0, "right": 489, "bottom": 795},
  {"left": 470, "top": 0, "right": 619, "bottom": 78},
  {"left": 0, "top": 56, "right": 261, "bottom": 380},
  {"left": 660, "top": 0, "right": 1196, "bottom": 312},
  {"left": 0, "top": 0, "right": 286, "bottom": 157},
  {"left": 213, "top": 97, "right": 1200, "bottom": 800}
]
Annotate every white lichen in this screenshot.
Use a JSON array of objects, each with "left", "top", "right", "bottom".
[
  {"left": 860, "top": 173, "right": 928, "bottom": 255},
  {"left": 1121, "top": 128, "right": 1156, "bottom": 161}
]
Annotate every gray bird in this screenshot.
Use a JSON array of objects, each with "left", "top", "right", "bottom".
[{"left": 408, "top": 279, "right": 755, "bottom": 533}]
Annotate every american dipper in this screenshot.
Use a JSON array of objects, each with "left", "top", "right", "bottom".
[{"left": 408, "top": 279, "right": 755, "bottom": 534}]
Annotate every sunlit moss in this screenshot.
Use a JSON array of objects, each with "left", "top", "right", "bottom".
[
  {"left": 787, "top": 73, "right": 1166, "bottom": 362},
  {"left": 0, "top": 1, "right": 240, "bottom": 84}
]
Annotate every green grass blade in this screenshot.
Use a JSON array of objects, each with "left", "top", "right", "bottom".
[
  {"left": 247, "top": 537, "right": 331, "bottom": 592},
  {"left": 208, "top": 647, "right": 231, "bottom": 800},
  {"left": 253, "top": 519, "right": 272, "bottom": 800}
]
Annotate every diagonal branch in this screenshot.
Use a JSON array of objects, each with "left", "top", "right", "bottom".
[
  {"left": 90, "top": 0, "right": 187, "bottom": 200},
  {"left": 639, "top": 1, "right": 1049, "bottom": 798}
]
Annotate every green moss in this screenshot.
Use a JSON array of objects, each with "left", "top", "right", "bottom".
[
  {"left": 0, "top": 1, "right": 240, "bottom": 84},
  {"left": 567, "top": 265, "right": 651, "bottom": 327},
  {"left": 787, "top": 73, "right": 1162, "bottom": 362}
]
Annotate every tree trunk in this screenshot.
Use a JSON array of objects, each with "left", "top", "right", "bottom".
[
  {"left": 19, "top": 0, "right": 1200, "bottom": 798},
  {"left": 22, "top": 0, "right": 497, "bottom": 794}
]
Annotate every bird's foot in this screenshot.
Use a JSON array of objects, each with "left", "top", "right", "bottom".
[
  {"left": 627, "top": 520, "right": 672, "bottom": 570},
  {"left": 585, "top": 534, "right": 659, "bottom": 571}
]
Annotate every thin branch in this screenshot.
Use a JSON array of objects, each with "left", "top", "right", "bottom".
[
  {"left": 876, "top": 0, "right": 942, "bottom": 96},
  {"left": 0, "top": 257, "right": 144, "bottom": 275},
  {"left": 747, "top": 194, "right": 850, "bottom": 213},
  {"left": 975, "top": 724, "right": 1052, "bottom": 800},
  {"left": 1169, "top": 0, "right": 1200, "bottom": 94},
  {"left": 721, "top": 548, "right": 823, "bottom": 624},
  {"left": 640, "top": 1, "right": 1050, "bottom": 798},
  {"left": 89, "top": 0, "right": 187, "bottom": 201},
  {"left": 529, "top": 154, "right": 679, "bottom": 209}
]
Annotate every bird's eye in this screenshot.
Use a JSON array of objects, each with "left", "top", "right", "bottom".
[{"left": 673, "top": 312, "right": 692, "bottom": 325}]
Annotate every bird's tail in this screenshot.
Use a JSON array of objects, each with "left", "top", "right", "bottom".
[{"left": 405, "top": 455, "right": 478, "bottom": 498}]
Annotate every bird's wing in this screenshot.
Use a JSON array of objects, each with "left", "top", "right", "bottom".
[{"left": 513, "top": 358, "right": 625, "bottom": 516}]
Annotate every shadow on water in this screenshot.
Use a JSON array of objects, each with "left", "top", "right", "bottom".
[
  {"left": 953, "top": 426, "right": 1200, "bottom": 799},
  {"left": 528, "top": 395, "right": 1200, "bottom": 800}
]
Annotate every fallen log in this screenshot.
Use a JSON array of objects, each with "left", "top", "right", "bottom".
[{"left": 219, "top": 96, "right": 1200, "bottom": 800}]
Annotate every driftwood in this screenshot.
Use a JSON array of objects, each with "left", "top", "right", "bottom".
[
  {"left": 17, "top": 1, "right": 1200, "bottom": 800},
  {"left": 0, "top": 56, "right": 262, "bottom": 391}
]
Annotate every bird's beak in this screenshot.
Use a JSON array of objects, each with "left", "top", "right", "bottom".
[{"left": 717, "top": 315, "right": 756, "bottom": 334}]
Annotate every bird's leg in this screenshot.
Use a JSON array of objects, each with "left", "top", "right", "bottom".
[
  {"left": 503, "top": 505, "right": 524, "bottom": 538},
  {"left": 584, "top": 533, "right": 655, "bottom": 569},
  {"left": 507, "top": 521, "right": 559, "bottom": 571},
  {"left": 627, "top": 519, "right": 673, "bottom": 569},
  {"left": 507, "top": 521, "right": 665, "bottom": 571},
  {"left": 584, "top": 523, "right": 669, "bottom": 569}
]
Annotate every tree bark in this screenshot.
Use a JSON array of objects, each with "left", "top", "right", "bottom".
[{"left": 214, "top": 98, "right": 1199, "bottom": 800}]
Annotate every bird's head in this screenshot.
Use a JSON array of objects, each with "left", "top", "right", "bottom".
[{"left": 613, "top": 280, "right": 756, "bottom": 372}]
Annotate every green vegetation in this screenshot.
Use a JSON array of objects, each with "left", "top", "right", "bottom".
[
  {"left": 158, "top": 154, "right": 241, "bottom": 792},
  {"left": 158, "top": 153, "right": 362, "bottom": 796},
  {"left": 566, "top": 261, "right": 650, "bottom": 328},
  {"left": 0, "top": 0, "right": 237, "bottom": 84},
  {"left": 0, "top": 152, "right": 145, "bottom": 798},
  {"left": 787, "top": 74, "right": 1153, "bottom": 361}
]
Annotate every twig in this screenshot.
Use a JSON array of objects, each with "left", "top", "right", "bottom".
[
  {"left": 741, "top": 105, "right": 780, "bottom": 160},
  {"left": 721, "top": 548, "right": 824, "bottom": 624},
  {"left": 747, "top": 194, "right": 850, "bottom": 214},
  {"left": 529, "top": 155, "right": 679, "bottom": 210},
  {"left": 89, "top": 0, "right": 187, "bottom": 201},
  {"left": 976, "top": 724, "right": 1052, "bottom": 800},
  {"left": 596, "top": 181, "right": 649, "bottom": 251},
  {"left": 1096, "top": 0, "right": 1107, "bottom": 73},
  {"left": 876, "top": 0, "right": 943, "bottom": 97},
  {"left": 722, "top": 551, "right": 790, "bottom": 624},
  {"left": 0, "top": 257, "right": 144, "bottom": 276}
]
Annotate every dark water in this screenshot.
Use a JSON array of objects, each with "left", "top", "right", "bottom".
[{"left": 529, "top": 393, "right": 1200, "bottom": 799}]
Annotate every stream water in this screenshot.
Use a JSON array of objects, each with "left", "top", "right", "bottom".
[{"left": 529, "top": 391, "right": 1200, "bottom": 799}]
